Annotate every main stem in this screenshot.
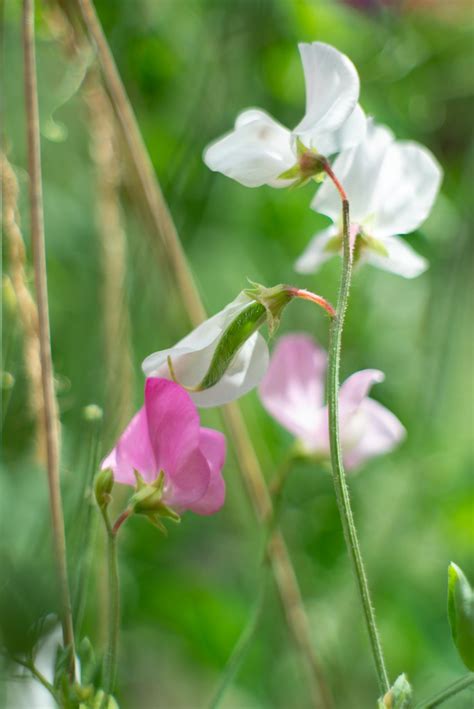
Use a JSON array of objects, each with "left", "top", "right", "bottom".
[
  {"left": 326, "top": 195, "right": 390, "bottom": 693},
  {"left": 416, "top": 673, "right": 474, "bottom": 708},
  {"left": 22, "top": 0, "right": 76, "bottom": 677}
]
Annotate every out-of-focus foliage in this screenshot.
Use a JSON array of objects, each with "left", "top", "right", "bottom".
[{"left": 1, "top": 0, "right": 473, "bottom": 707}]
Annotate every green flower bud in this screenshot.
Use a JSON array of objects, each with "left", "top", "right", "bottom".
[
  {"left": 130, "top": 471, "right": 180, "bottom": 534},
  {"left": 93, "top": 468, "right": 114, "bottom": 509},
  {"left": 378, "top": 674, "right": 413, "bottom": 708},
  {"left": 448, "top": 562, "right": 474, "bottom": 671}
]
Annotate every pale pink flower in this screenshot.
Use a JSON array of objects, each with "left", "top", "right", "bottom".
[
  {"left": 259, "top": 334, "right": 405, "bottom": 470},
  {"left": 102, "top": 378, "right": 226, "bottom": 515}
]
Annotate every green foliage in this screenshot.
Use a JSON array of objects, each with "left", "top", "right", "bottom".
[{"left": 448, "top": 563, "right": 474, "bottom": 671}]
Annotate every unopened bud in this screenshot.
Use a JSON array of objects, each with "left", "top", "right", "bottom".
[
  {"left": 378, "top": 674, "right": 412, "bottom": 708},
  {"left": 94, "top": 468, "right": 114, "bottom": 509},
  {"left": 83, "top": 404, "right": 103, "bottom": 422}
]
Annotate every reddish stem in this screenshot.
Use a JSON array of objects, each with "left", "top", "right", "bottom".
[
  {"left": 321, "top": 159, "right": 348, "bottom": 203},
  {"left": 112, "top": 508, "right": 131, "bottom": 536},
  {"left": 287, "top": 287, "right": 336, "bottom": 318}
]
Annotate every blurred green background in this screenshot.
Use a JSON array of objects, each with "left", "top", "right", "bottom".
[{"left": 1, "top": 0, "right": 473, "bottom": 706}]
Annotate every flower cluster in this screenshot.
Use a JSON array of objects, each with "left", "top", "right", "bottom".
[{"left": 102, "top": 41, "right": 441, "bottom": 524}]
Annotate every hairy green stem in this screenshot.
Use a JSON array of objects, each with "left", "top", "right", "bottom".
[
  {"left": 415, "top": 673, "right": 474, "bottom": 708},
  {"left": 326, "top": 197, "right": 390, "bottom": 693},
  {"left": 14, "top": 656, "right": 58, "bottom": 700}
]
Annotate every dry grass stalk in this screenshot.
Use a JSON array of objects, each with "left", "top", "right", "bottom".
[
  {"left": 2, "top": 153, "right": 47, "bottom": 462},
  {"left": 83, "top": 71, "right": 134, "bottom": 434}
]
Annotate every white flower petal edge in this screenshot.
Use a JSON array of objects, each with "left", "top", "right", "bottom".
[
  {"left": 294, "top": 224, "right": 339, "bottom": 274},
  {"left": 203, "top": 109, "right": 294, "bottom": 188},
  {"left": 365, "top": 235, "right": 428, "bottom": 279},
  {"left": 142, "top": 293, "right": 270, "bottom": 408},
  {"left": 294, "top": 42, "right": 360, "bottom": 145}
]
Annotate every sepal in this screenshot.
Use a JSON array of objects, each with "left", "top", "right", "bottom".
[{"left": 377, "top": 674, "right": 413, "bottom": 708}]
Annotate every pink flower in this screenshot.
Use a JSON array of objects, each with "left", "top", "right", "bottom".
[
  {"left": 102, "top": 378, "right": 226, "bottom": 515},
  {"left": 259, "top": 334, "right": 405, "bottom": 470}
]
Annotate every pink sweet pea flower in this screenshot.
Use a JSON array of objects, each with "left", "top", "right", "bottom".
[
  {"left": 259, "top": 334, "right": 405, "bottom": 470},
  {"left": 102, "top": 378, "right": 226, "bottom": 515}
]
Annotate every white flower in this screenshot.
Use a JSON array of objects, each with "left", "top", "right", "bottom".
[
  {"left": 203, "top": 42, "right": 365, "bottom": 188},
  {"left": 295, "top": 120, "right": 443, "bottom": 278},
  {"left": 142, "top": 293, "right": 269, "bottom": 408}
]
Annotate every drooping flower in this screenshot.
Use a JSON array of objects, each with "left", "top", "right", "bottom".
[
  {"left": 203, "top": 42, "right": 366, "bottom": 188},
  {"left": 142, "top": 285, "right": 334, "bottom": 409},
  {"left": 259, "top": 334, "right": 405, "bottom": 470},
  {"left": 142, "top": 293, "right": 269, "bottom": 408},
  {"left": 102, "top": 378, "right": 226, "bottom": 516},
  {"left": 295, "top": 120, "right": 442, "bottom": 278}
]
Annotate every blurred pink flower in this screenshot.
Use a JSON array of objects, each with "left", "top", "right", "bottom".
[
  {"left": 259, "top": 334, "right": 405, "bottom": 470},
  {"left": 204, "top": 42, "right": 365, "bottom": 188},
  {"left": 102, "top": 378, "right": 226, "bottom": 515}
]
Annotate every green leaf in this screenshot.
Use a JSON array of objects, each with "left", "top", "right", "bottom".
[
  {"left": 448, "top": 562, "right": 474, "bottom": 671},
  {"left": 377, "top": 674, "right": 413, "bottom": 708}
]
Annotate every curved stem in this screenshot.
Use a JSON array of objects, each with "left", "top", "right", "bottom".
[
  {"left": 22, "top": 0, "right": 76, "bottom": 678},
  {"left": 415, "top": 674, "right": 474, "bottom": 708},
  {"left": 209, "top": 579, "right": 267, "bottom": 709},
  {"left": 326, "top": 197, "right": 390, "bottom": 693},
  {"left": 14, "top": 657, "right": 58, "bottom": 700}
]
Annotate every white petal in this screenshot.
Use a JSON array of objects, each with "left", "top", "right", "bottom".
[
  {"left": 311, "top": 120, "right": 395, "bottom": 223},
  {"left": 366, "top": 235, "right": 428, "bottom": 278},
  {"left": 372, "top": 140, "right": 443, "bottom": 238},
  {"left": 203, "top": 108, "right": 294, "bottom": 188},
  {"left": 294, "top": 224, "right": 339, "bottom": 274},
  {"left": 142, "top": 293, "right": 269, "bottom": 407},
  {"left": 294, "top": 42, "right": 360, "bottom": 149},
  {"left": 313, "top": 103, "right": 367, "bottom": 156}
]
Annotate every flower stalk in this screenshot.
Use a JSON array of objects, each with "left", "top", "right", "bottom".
[
  {"left": 22, "top": 0, "right": 76, "bottom": 679},
  {"left": 326, "top": 193, "right": 390, "bottom": 693},
  {"left": 415, "top": 673, "right": 474, "bottom": 708}
]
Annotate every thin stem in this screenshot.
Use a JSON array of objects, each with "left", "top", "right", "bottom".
[
  {"left": 326, "top": 196, "right": 390, "bottom": 693},
  {"left": 415, "top": 674, "right": 474, "bottom": 708},
  {"left": 99, "top": 507, "right": 121, "bottom": 699},
  {"left": 67, "top": 3, "right": 330, "bottom": 704},
  {"left": 13, "top": 656, "right": 58, "bottom": 700},
  {"left": 209, "top": 578, "right": 267, "bottom": 709},
  {"left": 22, "top": 0, "right": 76, "bottom": 678}
]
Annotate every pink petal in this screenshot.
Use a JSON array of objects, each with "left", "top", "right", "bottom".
[
  {"left": 259, "top": 334, "right": 327, "bottom": 446},
  {"left": 188, "top": 428, "right": 226, "bottom": 515},
  {"left": 101, "top": 406, "right": 156, "bottom": 486},
  {"left": 339, "top": 369, "right": 385, "bottom": 422},
  {"left": 164, "top": 447, "right": 211, "bottom": 509},
  {"left": 144, "top": 378, "right": 211, "bottom": 508},
  {"left": 144, "top": 378, "right": 201, "bottom": 477},
  {"left": 344, "top": 399, "right": 406, "bottom": 470}
]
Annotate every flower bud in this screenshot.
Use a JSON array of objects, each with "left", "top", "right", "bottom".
[
  {"left": 448, "top": 562, "right": 474, "bottom": 671},
  {"left": 94, "top": 468, "right": 114, "bottom": 509},
  {"left": 83, "top": 403, "right": 104, "bottom": 422},
  {"left": 377, "top": 674, "right": 412, "bottom": 709}
]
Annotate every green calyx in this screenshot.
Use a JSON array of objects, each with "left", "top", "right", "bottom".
[
  {"left": 377, "top": 674, "right": 413, "bottom": 708},
  {"left": 129, "top": 471, "right": 180, "bottom": 534},
  {"left": 244, "top": 281, "right": 294, "bottom": 334},
  {"left": 448, "top": 562, "right": 474, "bottom": 671},
  {"left": 277, "top": 138, "right": 326, "bottom": 187}
]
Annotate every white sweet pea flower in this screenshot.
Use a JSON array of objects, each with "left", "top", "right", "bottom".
[
  {"left": 142, "top": 293, "right": 269, "bottom": 408},
  {"left": 204, "top": 42, "right": 366, "bottom": 188},
  {"left": 295, "top": 120, "right": 443, "bottom": 278}
]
